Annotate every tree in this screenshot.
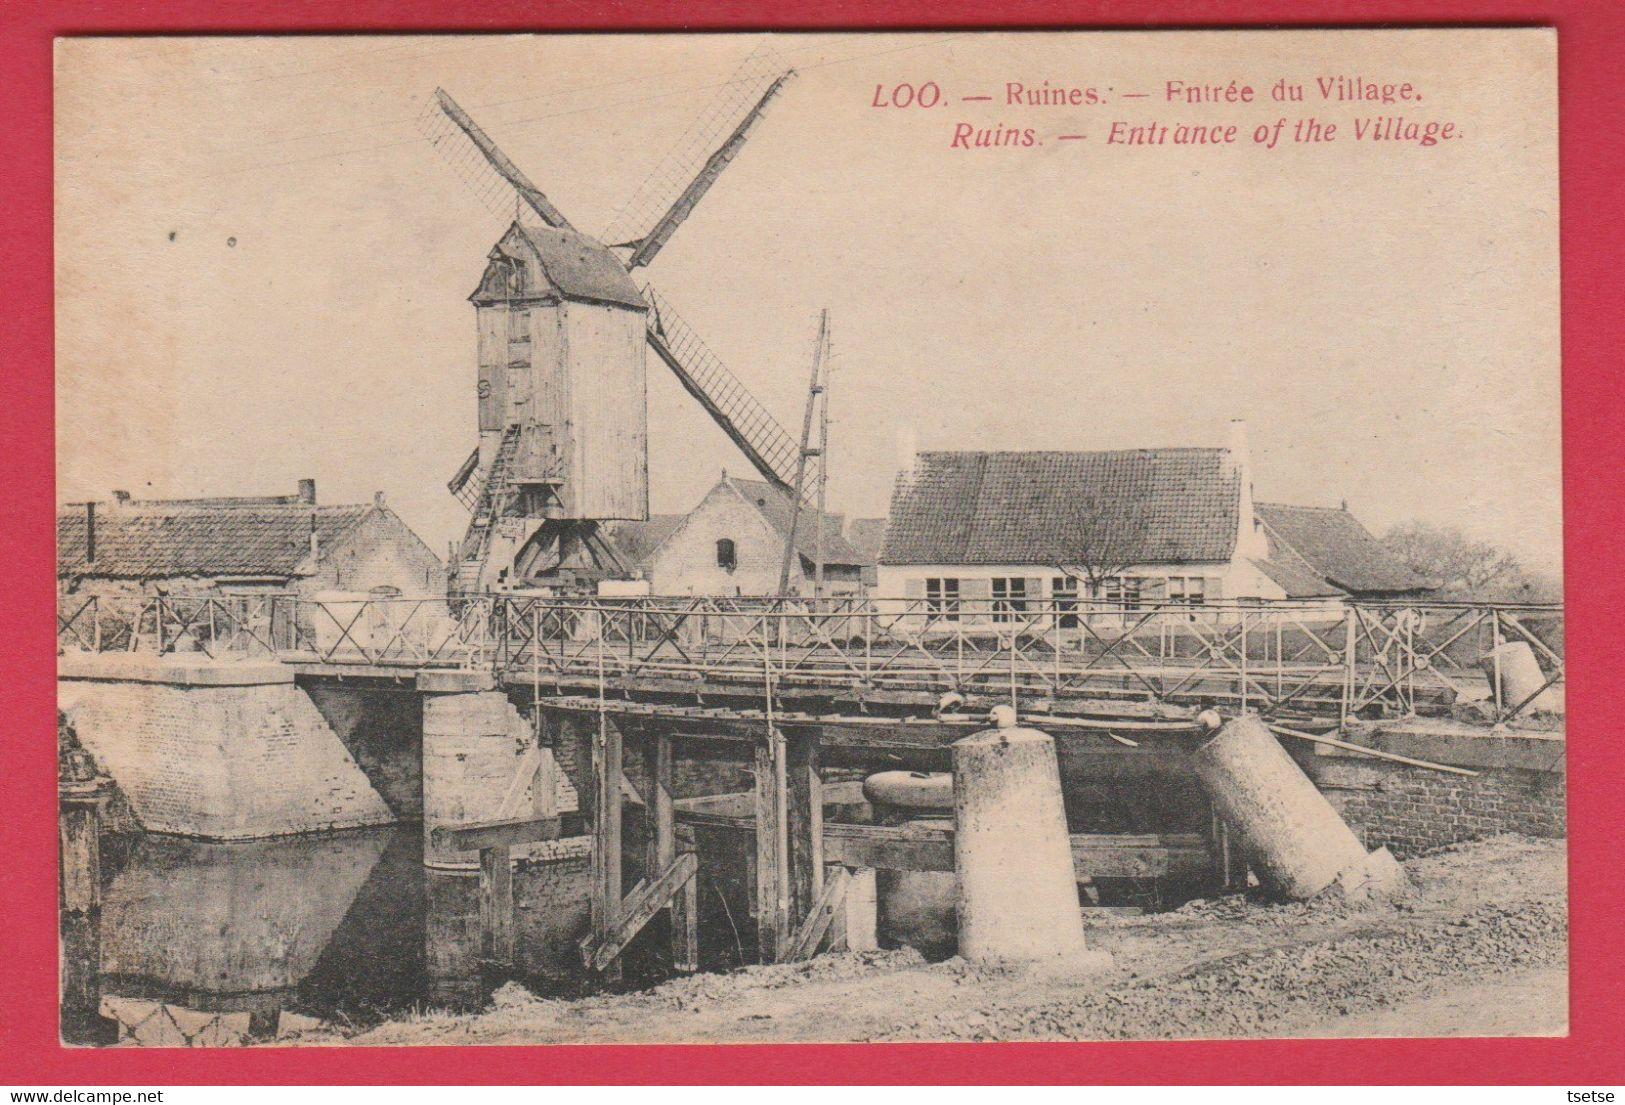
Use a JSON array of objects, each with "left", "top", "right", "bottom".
[
  {"left": 1044, "top": 490, "right": 1152, "bottom": 601},
  {"left": 1381, "top": 521, "right": 1554, "bottom": 601}
]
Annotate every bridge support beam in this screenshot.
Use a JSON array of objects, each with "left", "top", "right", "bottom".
[{"left": 418, "top": 670, "right": 529, "bottom": 870}]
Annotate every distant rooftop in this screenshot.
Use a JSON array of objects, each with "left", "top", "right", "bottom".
[{"left": 57, "top": 480, "right": 393, "bottom": 580}]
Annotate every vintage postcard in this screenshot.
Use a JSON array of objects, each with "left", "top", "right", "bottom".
[{"left": 53, "top": 30, "right": 1562, "bottom": 1047}]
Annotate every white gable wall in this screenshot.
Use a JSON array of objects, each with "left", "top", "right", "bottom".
[{"left": 644, "top": 482, "right": 802, "bottom": 596}]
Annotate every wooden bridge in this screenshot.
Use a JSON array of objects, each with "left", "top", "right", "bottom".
[{"left": 57, "top": 591, "right": 1564, "bottom": 979}]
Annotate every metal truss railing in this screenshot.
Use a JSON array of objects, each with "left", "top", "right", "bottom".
[
  {"left": 480, "top": 595, "right": 1565, "bottom": 726},
  {"left": 57, "top": 593, "right": 1563, "bottom": 725}
]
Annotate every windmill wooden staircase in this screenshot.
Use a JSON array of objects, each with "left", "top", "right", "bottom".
[{"left": 451, "top": 426, "right": 522, "bottom": 593}]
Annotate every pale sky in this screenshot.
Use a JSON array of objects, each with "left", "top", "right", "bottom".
[{"left": 55, "top": 31, "right": 1561, "bottom": 572}]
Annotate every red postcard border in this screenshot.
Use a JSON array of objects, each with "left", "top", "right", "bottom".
[{"left": 2, "top": 0, "right": 1620, "bottom": 1085}]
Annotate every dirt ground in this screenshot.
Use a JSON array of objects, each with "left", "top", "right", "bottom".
[{"left": 308, "top": 835, "right": 1567, "bottom": 1045}]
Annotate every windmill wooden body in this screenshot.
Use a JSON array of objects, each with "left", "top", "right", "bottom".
[{"left": 431, "top": 65, "right": 808, "bottom": 594}]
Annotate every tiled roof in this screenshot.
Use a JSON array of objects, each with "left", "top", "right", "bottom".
[
  {"left": 845, "top": 517, "right": 888, "bottom": 562},
  {"left": 1252, "top": 557, "right": 1346, "bottom": 599},
  {"left": 58, "top": 502, "right": 375, "bottom": 580},
  {"left": 1256, "top": 503, "right": 1432, "bottom": 595},
  {"left": 881, "top": 450, "right": 1240, "bottom": 566},
  {"left": 603, "top": 515, "right": 687, "bottom": 569},
  {"left": 725, "top": 478, "right": 871, "bottom": 567},
  {"left": 472, "top": 222, "right": 647, "bottom": 310}
]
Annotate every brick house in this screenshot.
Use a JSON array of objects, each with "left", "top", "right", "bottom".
[
  {"left": 1254, "top": 502, "right": 1434, "bottom": 601},
  {"left": 877, "top": 422, "right": 1425, "bottom": 618},
  {"left": 610, "top": 474, "right": 872, "bottom": 597},
  {"left": 57, "top": 480, "right": 446, "bottom": 650}
]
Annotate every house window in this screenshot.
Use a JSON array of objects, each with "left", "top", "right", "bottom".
[
  {"left": 1166, "top": 576, "right": 1207, "bottom": 606},
  {"left": 716, "top": 539, "right": 736, "bottom": 571},
  {"left": 1052, "top": 576, "right": 1080, "bottom": 628},
  {"left": 1102, "top": 576, "right": 1144, "bottom": 611},
  {"left": 991, "top": 577, "right": 1027, "bottom": 622},
  {"left": 925, "top": 577, "right": 961, "bottom": 620}
]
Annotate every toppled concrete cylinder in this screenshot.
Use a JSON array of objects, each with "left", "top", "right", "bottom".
[
  {"left": 951, "top": 710, "right": 1089, "bottom": 961},
  {"left": 1481, "top": 640, "right": 1564, "bottom": 715},
  {"left": 1190, "top": 714, "right": 1403, "bottom": 901}
]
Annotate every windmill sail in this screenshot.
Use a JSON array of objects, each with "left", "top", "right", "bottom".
[
  {"left": 621, "top": 70, "right": 795, "bottom": 269},
  {"left": 643, "top": 285, "right": 800, "bottom": 494},
  {"left": 600, "top": 44, "right": 791, "bottom": 257}
]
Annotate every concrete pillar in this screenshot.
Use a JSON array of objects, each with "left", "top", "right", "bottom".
[
  {"left": 951, "top": 710, "right": 1089, "bottom": 962},
  {"left": 1482, "top": 640, "right": 1563, "bottom": 715},
  {"left": 1190, "top": 714, "right": 1402, "bottom": 900},
  {"left": 419, "top": 670, "right": 520, "bottom": 870}
]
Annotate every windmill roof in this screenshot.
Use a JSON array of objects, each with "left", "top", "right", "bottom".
[
  {"left": 58, "top": 500, "right": 377, "bottom": 580},
  {"left": 723, "top": 478, "right": 870, "bottom": 566},
  {"left": 1255, "top": 502, "right": 1433, "bottom": 595},
  {"left": 880, "top": 449, "right": 1241, "bottom": 566},
  {"left": 475, "top": 222, "right": 647, "bottom": 310}
]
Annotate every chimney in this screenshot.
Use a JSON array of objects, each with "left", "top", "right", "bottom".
[
  {"left": 297, "top": 478, "right": 317, "bottom": 504},
  {"left": 309, "top": 512, "right": 319, "bottom": 558},
  {"left": 373, "top": 490, "right": 386, "bottom": 508},
  {"left": 111, "top": 490, "right": 130, "bottom": 507},
  {"left": 1227, "top": 419, "right": 1268, "bottom": 559},
  {"left": 1225, "top": 418, "right": 1250, "bottom": 479},
  {"left": 895, "top": 424, "right": 919, "bottom": 478},
  {"left": 85, "top": 502, "right": 96, "bottom": 564}
]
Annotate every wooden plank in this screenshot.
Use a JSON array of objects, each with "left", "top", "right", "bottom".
[
  {"left": 430, "top": 813, "right": 586, "bottom": 852},
  {"left": 646, "top": 732, "right": 673, "bottom": 881},
  {"left": 831, "top": 866, "right": 878, "bottom": 952},
  {"left": 673, "top": 824, "right": 701, "bottom": 972},
  {"left": 58, "top": 802, "right": 101, "bottom": 914},
  {"left": 645, "top": 728, "right": 698, "bottom": 972},
  {"left": 784, "top": 866, "right": 850, "bottom": 962},
  {"left": 820, "top": 822, "right": 1210, "bottom": 878},
  {"left": 753, "top": 734, "right": 788, "bottom": 963},
  {"left": 823, "top": 823, "right": 954, "bottom": 873},
  {"left": 591, "top": 713, "right": 624, "bottom": 980},
  {"left": 478, "top": 845, "right": 514, "bottom": 967},
  {"left": 580, "top": 852, "right": 698, "bottom": 973},
  {"left": 787, "top": 732, "right": 823, "bottom": 923}
]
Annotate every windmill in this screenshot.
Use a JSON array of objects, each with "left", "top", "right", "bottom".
[{"left": 423, "top": 50, "right": 812, "bottom": 594}]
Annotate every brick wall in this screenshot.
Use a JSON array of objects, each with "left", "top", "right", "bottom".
[
  {"left": 59, "top": 665, "right": 394, "bottom": 839},
  {"left": 1307, "top": 753, "right": 1566, "bottom": 858},
  {"left": 538, "top": 707, "right": 750, "bottom": 808},
  {"left": 302, "top": 682, "right": 424, "bottom": 818},
  {"left": 421, "top": 688, "right": 579, "bottom": 868},
  {"left": 304, "top": 507, "right": 446, "bottom": 596}
]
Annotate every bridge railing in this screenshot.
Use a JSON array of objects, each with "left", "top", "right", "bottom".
[
  {"left": 53, "top": 592, "right": 494, "bottom": 668},
  {"left": 57, "top": 592, "right": 1564, "bottom": 725},
  {"left": 483, "top": 595, "right": 1563, "bottom": 726}
]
